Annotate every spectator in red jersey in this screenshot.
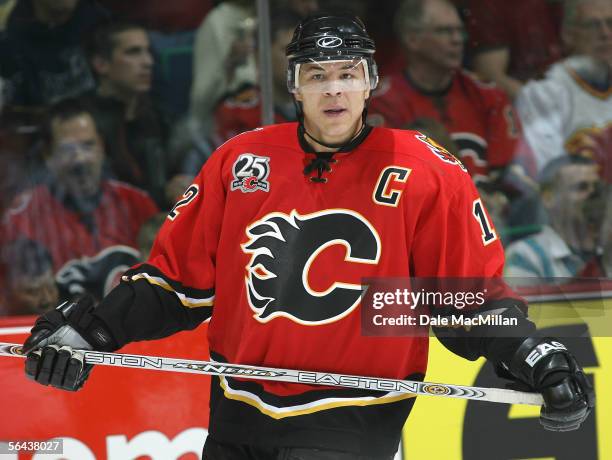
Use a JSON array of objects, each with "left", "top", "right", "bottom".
[
  {"left": 464, "top": 0, "right": 563, "bottom": 99},
  {"left": 214, "top": 11, "right": 302, "bottom": 142},
  {"left": 369, "top": 0, "right": 520, "bottom": 189},
  {"left": 0, "top": 97, "right": 158, "bottom": 302},
  {"left": 0, "top": 238, "right": 59, "bottom": 316}
]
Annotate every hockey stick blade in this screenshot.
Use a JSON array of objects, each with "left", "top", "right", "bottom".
[{"left": 0, "top": 342, "right": 543, "bottom": 405}]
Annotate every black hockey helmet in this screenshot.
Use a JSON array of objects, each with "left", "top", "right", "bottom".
[{"left": 286, "top": 14, "right": 379, "bottom": 93}]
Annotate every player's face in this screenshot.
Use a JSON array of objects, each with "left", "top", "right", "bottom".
[
  {"left": 404, "top": 0, "right": 464, "bottom": 72},
  {"left": 97, "top": 29, "right": 153, "bottom": 95},
  {"left": 48, "top": 113, "right": 104, "bottom": 199},
  {"left": 295, "top": 59, "right": 370, "bottom": 146},
  {"left": 569, "top": 0, "right": 612, "bottom": 66}
]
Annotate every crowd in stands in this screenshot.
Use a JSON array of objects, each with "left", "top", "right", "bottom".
[{"left": 1, "top": 0, "right": 611, "bottom": 315}]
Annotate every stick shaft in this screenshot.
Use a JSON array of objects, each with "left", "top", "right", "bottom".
[{"left": 0, "top": 342, "right": 543, "bottom": 405}]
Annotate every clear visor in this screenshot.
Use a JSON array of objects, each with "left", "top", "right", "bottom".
[{"left": 291, "top": 58, "right": 371, "bottom": 94}]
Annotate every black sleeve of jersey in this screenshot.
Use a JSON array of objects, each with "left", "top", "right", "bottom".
[
  {"left": 432, "top": 298, "right": 537, "bottom": 366},
  {"left": 91, "top": 278, "right": 212, "bottom": 349}
]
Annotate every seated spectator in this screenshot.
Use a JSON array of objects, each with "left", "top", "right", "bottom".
[
  {"left": 214, "top": 12, "right": 300, "bottom": 142},
  {"left": 504, "top": 156, "right": 603, "bottom": 284},
  {"left": 516, "top": 0, "right": 612, "bottom": 177},
  {"left": 0, "top": 238, "right": 59, "bottom": 316},
  {"left": 190, "top": 0, "right": 256, "bottom": 136},
  {"left": 465, "top": 0, "right": 563, "bottom": 99},
  {"left": 369, "top": 0, "right": 520, "bottom": 187},
  {"left": 0, "top": 0, "right": 109, "bottom": 108},
  {"left": 84, "top": 20, "right": 187, "bottom": 208},
  {"left": 0, "top": 97, "right": 158, "bottom": 301}
]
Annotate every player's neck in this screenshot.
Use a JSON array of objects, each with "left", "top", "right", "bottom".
[
  {"left": 405, "top": 63, "right": 454, "bottom": 93},
  {"left": 302, "top": 119, "right": 364, "bottom": 152}
]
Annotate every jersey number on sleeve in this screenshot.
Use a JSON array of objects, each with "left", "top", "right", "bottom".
[
  {"left": 472, "top": 198, "right": 497, "bottom": 245},
  {"left": 168, "top": 184, "right": 199, "bottom": 221}
]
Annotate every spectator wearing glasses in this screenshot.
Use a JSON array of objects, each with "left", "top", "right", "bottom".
[
  {"left": 504, "top": 155, "right": 604, "bottom": 284},
  {"left": 516, "top": 0, "right": 612, "bottom": 179},
  {"left": 369, "top": 0, "right": 520, "bottom": 186},
  {"left": 368, "top": 0, "right": 520, "bottom": 227},
  {"left": 0, "top": 97, "right": 158, "bottom": 301}
]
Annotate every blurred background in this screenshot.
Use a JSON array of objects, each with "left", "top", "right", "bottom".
[{"left": 0, "top": 0, "right": 610, "bottom": 458}]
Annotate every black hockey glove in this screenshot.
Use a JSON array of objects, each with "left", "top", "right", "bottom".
[
  {"left": 23, "top": 296, "right": 118, "bottom": 391},
  {"left": 503, "top": 337, "right": 595, "bottom": 431}
]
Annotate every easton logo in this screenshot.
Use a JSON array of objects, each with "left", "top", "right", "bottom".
[
  {"left": 316, "top": 36, "right": 343, "bottom": 48},
  {"left": 231, "top": 153, "right": 270, "bottom": 193},
  {"left": 242, "top": 209, "right": 380, "bottom": 325},
  {"left": 525, "top": 341, "right": 567, "bottom": 367}
]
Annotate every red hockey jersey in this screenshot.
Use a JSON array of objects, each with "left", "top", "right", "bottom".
[
  {"left": 2, "top": 180, "right": 158, "bottom": 299},
  {"left": 126, "top": 122, "right": 517, "bottom": 454},
  {"left": 368, "top": 70, "right": 520, "bottom": 183}
]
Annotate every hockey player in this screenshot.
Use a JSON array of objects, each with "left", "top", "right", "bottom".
[{"left": 22, "top": 14, "right": 594, "bottom": 459}]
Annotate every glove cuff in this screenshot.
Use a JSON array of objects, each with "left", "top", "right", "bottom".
[
  {"left": 508, "top": 336, "right": 570, "bottom": 389},
  {"left": 58, "top": 297, "right": 119, "bottom": 352}
]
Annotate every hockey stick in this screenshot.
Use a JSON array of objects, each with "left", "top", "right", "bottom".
[{"left": 0, "top": 342, "right": 544, "bottom": 405}]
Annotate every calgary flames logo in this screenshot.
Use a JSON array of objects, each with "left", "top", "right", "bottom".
[
  {"left": 241, "top": 209, "right": 380, "bottom": 325},
  {"left": 415, "top": 133, "right": 467, "bottom": 172}
]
